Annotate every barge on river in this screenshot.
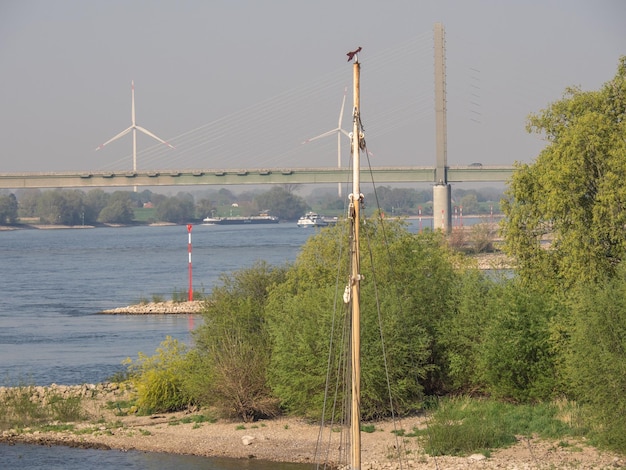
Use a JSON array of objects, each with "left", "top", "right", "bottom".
[{"left": 202, "top": 213, "right": 279, "bottom": 225}]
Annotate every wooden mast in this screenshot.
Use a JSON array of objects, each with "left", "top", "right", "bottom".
[{"left": 349, "top": 53, "right": 362, "bottom": 470}]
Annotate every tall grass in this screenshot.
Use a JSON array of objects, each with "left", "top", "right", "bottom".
[
  {"left": 417, "top": 396, "right": 586, "bottom": 456},
  {"left": 0, "top": 386, "right": 86, "bottom": 431}
]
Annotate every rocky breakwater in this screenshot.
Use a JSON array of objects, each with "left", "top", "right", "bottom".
[
  {"left": 0, "top": 382, "right": 128, "bottom": 405},
  {"left": 99, "top": 300, "right": 205, "bottom": 315},
  {"left": 1, "top": 382, "right": 132, "bottom": 449}
]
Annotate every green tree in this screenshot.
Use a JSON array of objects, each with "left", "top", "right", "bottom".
[
  {"left": 98, "top": 191, "right": 134, "bottom": 224},
  {"left": 138, "top": 189, "right": 154, "bottom": 206},
  {"left": 458, "top": 193, "right": 479, "bottom": 215},
  {"left": 35, "top": 189, "right": 85, "bottom": 225},
  {"left": 502, "top": 57, "right": 626, "bottom": 288},
  {"left": 254, "top": 186, "right": 309, "bottom": 221},
  {"left": 84, "top": 189, "right": 109, "bottom": 224},
  {"left": 215, "top": 188, "right": 237, "bottom": 206},
  {"left": 155, "top": 195, "right": 195, "bottom": 223},
  {"left": 368, "top": 186, "right": 421, "bottom": 215},
  {"left": 0, "top": 193, "right": 18, "bottom": 224},
  {"left": 195, "top": 197, "right": 216, "bottom": 219},
  {"left": 16, "top": 189, "right": 41, "bottom": 218},
  {"left": 308, "top": 188, "right": 344, "bottom": 213}
]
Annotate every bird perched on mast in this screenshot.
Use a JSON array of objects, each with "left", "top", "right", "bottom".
[{"left": 346, "top": 46, "right": 362, "bottom": 62}]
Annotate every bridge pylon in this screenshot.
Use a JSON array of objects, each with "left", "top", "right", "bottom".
[{"left": 433, "top": 22, "right": 451, "bottom": 232}]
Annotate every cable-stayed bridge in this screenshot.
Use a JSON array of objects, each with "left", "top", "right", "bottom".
[{"left": 0, "top": 26, "right": 525, "bottom": 214}]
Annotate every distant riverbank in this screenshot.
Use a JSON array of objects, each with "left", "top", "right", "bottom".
[{"left": 0, "top": 222, "right": 180, "bottom": 231}]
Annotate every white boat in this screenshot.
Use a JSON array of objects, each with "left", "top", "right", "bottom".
[{"left": 296, "top": 212, "right": 329, "bottom": 228}]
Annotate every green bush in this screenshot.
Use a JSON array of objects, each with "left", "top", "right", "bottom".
[
  {"left": 125, "top": 336, "right": 194, "bottom": 413},
  {"left": 437, "top": 269, "right": 495, "bottom": 394},
  {"left": 266, "top": 219, "right": 461, "bottom": 419},
  {"left": 565, "top": 267, "right": 626, "bottom": 453},
  {"left": 477, "top": 279, "right": 558, "bottom": 402},
  {"left": 48, "top": 394, "right": 84, "bottom": 422}
]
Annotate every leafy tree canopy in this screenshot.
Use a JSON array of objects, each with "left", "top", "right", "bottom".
[
  {"left": 35, "top": 189, "right": 85, "bottom": 225},
  {"left": 254, "top": 186, "right": 309, "bottom": 221},
  {"left": 502, "top": 56, "right": 626, "bottom": 288},
  {"left": 155, "top": 195, "right": 195, "bottom": 223},
  {"left": 266, "top": 218, "right": 465, "bottom": 419},
  {"left": 0, "top": 193, "right": 18, "bottom": 224},
  {"left": 98, "top": 191, "right": 135, "bottom": 224}
]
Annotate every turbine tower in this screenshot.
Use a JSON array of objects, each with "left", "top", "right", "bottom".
[
  {"left": 96, "top": 81, "right": 174, "bottom": 184},
  {"left": 302, "top": 87, "right": 349, "bottom": 197}
]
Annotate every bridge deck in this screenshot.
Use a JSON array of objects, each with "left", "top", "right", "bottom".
[{"left": 0, "top": 166, "right": 514, "bottom": 189}]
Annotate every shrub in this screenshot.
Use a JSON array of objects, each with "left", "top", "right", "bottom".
[
  {"left": 565, "top": 268, "right": 626, "bottom": 453},
  {"left": 191, "top": 261, "right": 286, "bottom": 421},
  {"left": 267, "top": 220, "right": 461, "bottom": 419},
  {"left": 476, "top": 279, "right": 558, "bottom": 402},
  {"left": 48, "top": 394, "right": 84, "bottom": 422},
  {"left": 125, "top": 336, "right": 194, "bottom": 413},
  {"left": 436, "top": 269, "right": 495, "bottom": 394}
]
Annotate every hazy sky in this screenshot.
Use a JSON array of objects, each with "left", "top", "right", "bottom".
[{"left": 1, "top": 0, "right": 624, "bottom": 174}]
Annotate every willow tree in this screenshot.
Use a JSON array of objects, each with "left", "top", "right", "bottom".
[{"left": 502, "top": 57, "right": 626, "bottom": 288}]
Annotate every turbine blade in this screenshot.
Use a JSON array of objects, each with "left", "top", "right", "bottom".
[
  {"left": 302, "top": 128, "right": 339, "bottom": 144},
  {"left": 95, "top": 126, "right": 133, "bottom": 151},
  {"left": 338, "top": 86, "right": 347, "bottom": 128},
  {"left": 135, "top": 125, "right": 175, "bottom": 149},
  {"left": 340, "top": 129, "right": 350, "bottom": 138},
  {"left": 131, "top": 80, "right": 136, "bottom": 126}
]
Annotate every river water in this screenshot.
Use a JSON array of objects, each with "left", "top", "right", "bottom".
[
  {"left": 0, "top": 224, "right": 318, "bottom": 385},
  {"left": 0, "top": 223, "right": 318, "bottom": 469}
]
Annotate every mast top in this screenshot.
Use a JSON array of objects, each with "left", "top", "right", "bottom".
[{"left": 346, "top": 46, "right": 362, "bottom": 63}]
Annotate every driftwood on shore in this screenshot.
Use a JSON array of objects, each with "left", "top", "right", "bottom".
[{"left": 99, "top": 300, "right": 205, "bottom": 315}]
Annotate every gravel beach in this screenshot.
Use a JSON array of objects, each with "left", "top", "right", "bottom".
[{"left": 1, "top": 384, "right": 622, "bottom": 469}]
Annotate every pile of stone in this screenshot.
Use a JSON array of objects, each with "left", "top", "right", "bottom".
[
  {"left": 0, "top": 382, "right": 128, "bottom": 404},
  {"left": 99, "top": 300, "right": 205, "bottom": 315}
]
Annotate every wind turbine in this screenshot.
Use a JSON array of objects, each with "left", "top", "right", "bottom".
[
  {"left": 303, "top": 87, "right": 349, "bottom": 197},
  {"left": 96, "top": 81, "right": 175, "bottom": 184}
]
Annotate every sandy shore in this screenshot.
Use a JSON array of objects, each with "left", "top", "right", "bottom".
[{"left": 1, "top": 384, "right": 623, "bottom": 469}]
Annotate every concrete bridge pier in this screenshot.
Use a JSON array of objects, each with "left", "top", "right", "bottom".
[{"left": 433, "top": 183, "right": 451, "bottom": 231}]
